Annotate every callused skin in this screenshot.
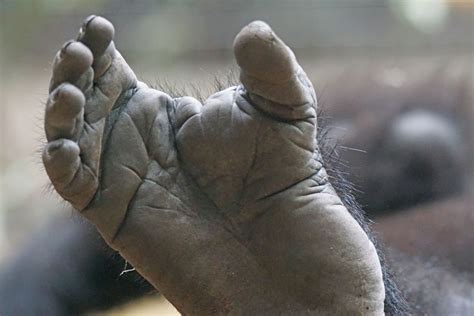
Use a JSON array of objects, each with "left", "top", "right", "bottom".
[{"left": 43, "top": 16, "right": 385, "bottom": 315}]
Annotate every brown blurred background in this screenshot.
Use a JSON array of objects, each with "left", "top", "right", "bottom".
[{"left": 0, "top": 0, "right": 472, "bottom": 314}]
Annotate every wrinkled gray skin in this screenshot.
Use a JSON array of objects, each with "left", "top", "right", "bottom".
[{"left": 43, "top": 16, "right": 384, "bottom": 315}]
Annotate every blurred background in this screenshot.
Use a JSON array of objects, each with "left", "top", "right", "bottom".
[{"left": 0, "top": 0, "right": 473, "bottom": 314}]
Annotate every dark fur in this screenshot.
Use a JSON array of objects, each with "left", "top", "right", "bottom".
[
  {"left": 4, "top": 73, "right": 456, "bottom": 315},
  {"left": 376, "top": 192, "right": 474, "bottom": 276},
  {"left": 148, "top": 75, "right": 411, "bottom": 313},
  {"left": 0, "top": 216, "right": 154, "bottom": 315},
  {"left": 315, "top": 65, "right": 473, "bottom": 214},
  {"left": 386, "top": 248, "right": 474, "bottom": 316}
]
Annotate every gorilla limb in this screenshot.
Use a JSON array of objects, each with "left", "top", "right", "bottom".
[
  {"left": 0, "top": 16, "right": 470, "bottom": 314},
  {"left": 41, "top": 16, "right": 388, "bottom": 315}
]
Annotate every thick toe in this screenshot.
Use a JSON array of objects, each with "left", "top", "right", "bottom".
[
  {"left": 45, "top": 83, "right": 85, "bottom": 141},
  {"left": 50, "top": 41, "right": 93, "bottom": 91},
  {"left": 43, "top": 139, "right": 81, "bottom": 183},
  {"left": 233, "top": 21, "right": 297, "bottom": 84},
  {"left": 78, "top": 15, "right": 115, "bottom": 58},
  {"left": 233, "top": 21, "right": 316, "bottom": 118},
  {"left": 43, "top": 138, "right": 98, "bottom": 210}
]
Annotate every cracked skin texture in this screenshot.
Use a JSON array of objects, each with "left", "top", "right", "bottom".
[{"left": 42, "top": 16, "right": 385, "bottom": 315}]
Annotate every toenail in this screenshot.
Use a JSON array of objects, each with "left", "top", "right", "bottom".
[
  {"left": 82, "top": 15, "right": 96, "bottom": 31},
  {"left": 48, "top": 140, "right": 64, "bottom": 154},
  {"left": 60, "top": 40, "right": 74, "bottom": 58},
  {"left": 52, "top": 86, "right": 63, "bottom": 102},
  {"left": 77, "top": 15, "right": 96, "bottom": 40}
]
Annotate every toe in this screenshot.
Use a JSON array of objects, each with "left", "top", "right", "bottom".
[
  {"left": 43, "top": 139, "right": 81, "bottom": 184},
  {"left": 50, "top": 41, "right": 93, "bottom": 92},
  {"left": 43, "top": 138, "right": 98, "bottom": 210},
  {"left": 233, "top": 21, "right": 316, "bottom": 119},
  {"left": 78, "top": 16, "right": 116, "bottom": 79},
  {"left": 234, "top": 21, "right": 296, "bottom": 84},
  {"left": 45, "top": 83, "right": 85, "bottom": 141},
  {"left": 77, "top": 15, "right": 115, "bottom": 58}
]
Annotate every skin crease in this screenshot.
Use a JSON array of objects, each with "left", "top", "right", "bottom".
[
  {"left": 41, "top": 16, "right": 385, "bottom": 315},
  {"left": 1, "top": 26, "right": 469, "bottom": 315},
  {"left": 1, "top": 196, "right": 472, "bottom": 315},
  {"left": 1, "top": 63, "right": 472, "bottom": 315}
]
